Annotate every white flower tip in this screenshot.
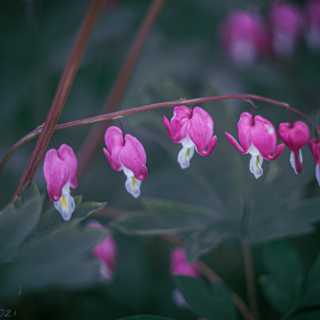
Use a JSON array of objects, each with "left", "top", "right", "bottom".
[
  {"left": 177, "top": 146, "right": 195, "bottom": 169},
  {"left": 249, "top": 154, "right": 264, "bottom": 179},
  {"left": 172, "top": 288, "right": 189, "bottom": 310},
  {"left": 290, "top": 150, "right": 303, "bottom": 174},
  {"left": 54, "top": 194, "right": 76, "bottom": 221},
  {"left": 316, "top": 165, "right": 320, "bottom": 187},
  {"left": 125, "top": 175, "right": 142, "bottom": 198}
]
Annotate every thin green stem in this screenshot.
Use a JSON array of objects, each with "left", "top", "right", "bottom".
[
  {"left": 1, "top": 93, "right": 319, "bottom": 183},
  {"left": 11, "top": 0, "right": 105, "bottom": 201},
  {"left": 241, "top": 237, "right": 261, "bottom": 320}
]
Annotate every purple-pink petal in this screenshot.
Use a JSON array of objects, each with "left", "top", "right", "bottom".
[
  {"left": 187, "top": 107, "right": 214, "bottom": 153},
  {"left": 104, "top": 126, "right": 124, "bottom": 171},
  {"left": 170, "top": 106, "right": 191, "bottom": 142},
  {"left": 59, "top": 144, "right": 78, "bottom": 188},
  {"left": 119, "top": 134, "right": 147, "bottom": 181},
  {"left": 43, "top": 149, "right": 70, "bottom": 201},
  {"left": 170, "top": 247, "right": 199, "bottom": 278}
]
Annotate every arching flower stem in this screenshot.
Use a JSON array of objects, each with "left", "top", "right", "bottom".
[{"left": 1, "top": 94, "right": 319, "bottom": 185}]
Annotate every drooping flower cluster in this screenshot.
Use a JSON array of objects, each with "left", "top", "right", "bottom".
[
  {"left": 220, "top": 0, "right": 320, "bottom": 66},
  {"left": 43, "top": 104, "right": 318, "bottom": 222}
]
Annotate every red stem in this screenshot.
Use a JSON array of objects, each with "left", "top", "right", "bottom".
[
  {"left": 77, "top": 0, "right": 168, "bottom": 179},
  {"left": 11, "top": 0, "right": 105, "bottom": 201}
]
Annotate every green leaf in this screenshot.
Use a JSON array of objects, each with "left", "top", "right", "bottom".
[
  {"left": 0, "top": 224, "right": 106, "bottom": 300},
  {"left": 0, "top": 195, "right": 43, "bottom": 264},
  {"left": 115, "top": 316, "right": 176, "bottom": 320},
  {"left": 13, "top": 181, "right": 40, "bottom": 208},
  {"left": 174, "top": 276, "right": 236, "bottom": 320},
  {"left": 298, "top": 250, "right": 320, "bottom": 308},
  {"left": 258, "top": 242, "right": 303, "bottom": 314},
  {"left": 248, "top": 198, "right": 320, "bottom": 244},
  {"left": 112, "top": 198, "right": 221, "bottom": 235},
  {"left": 184, "top": 221, "right": 235, "bottom": 262},
  {"left": 23, "top": 200, "right": 106, "bottom": 244}
]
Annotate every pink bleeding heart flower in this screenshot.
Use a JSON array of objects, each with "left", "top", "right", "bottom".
[
  {"left": 163, "top": 106, "right": 217, "bottom": 169},
  {"left": 270, "top": 2, "right": 303, "bottom": 58},
  {"left": 220, "top": 11, "right": 269, "bottom": 67},
  {"left": 43, "top": 143, "right": 78, "bottom": 221},
  {"left": 89, "top": 220, "right": 118, "bottom": 283},
  {"left": 103, "top": 126, "right": 148, "bottom": 198},
  {"left": 169, "top": 247, "right": 199, "bottom": 309},
  {"left": 278, "top": 121, "right": 310, "bottom": 174},
  {"left": 308, "top": 138, "right": 320, "bottom": 186},
  {"left": 306, "top": 0, "right": 320, "bottom": 52},
  {"left": 225, "top": 112, "right": 284, "bottom": 179}
]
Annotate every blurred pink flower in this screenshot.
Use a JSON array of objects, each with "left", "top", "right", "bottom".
[
  {"left": 220, "top": 11, "right": 269, "bottom": 66},
  {"left": 103, "top": 126, "right": 148, "bottom": 198},
  {"left": 270, "top": 2, "right": 303, "bottom": 58},
  {"left": 89, "top": 220, "right": 118, "bottom": 283},
  {"left": 43, "top": 144, "right": 78, "bottom": 221},
  {"left": 163, "top": 106, "right": 217, "bottom": 169},
  {"left": 225, "top": 112, "right": 284, "bottom": 179},
  {"left": 305, "top": 0, "right": 320, "bottom": 51},
  {"left": 308, "top": 138, "right": 320, "bottom": 185},
  {"left": 278, "top": 121, "right": 310, "bottom": 174}
]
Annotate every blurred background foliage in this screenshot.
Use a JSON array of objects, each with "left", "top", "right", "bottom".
[{"left": 1, "top": 0, "right": 320, "bottom": 319}]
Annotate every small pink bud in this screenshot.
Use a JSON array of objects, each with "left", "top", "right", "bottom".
[
  {"left": 270, "top": 2, "right": 303, "bottom": 58},
  {"left": 163, "top": 106, "right": 217, "bottom": 169},
  {"left": 306, "top": 0, "right": 320, "bottom": 51},
  {"left": 308, "top": 138, "right": 320, "bottom": 185},
  {"left": 225, "top": 112, "right": 284, "bottom": 179},
  {"left": 89, "top": 220, "right": 118, "bottom": 283},
  {"left": 103, "top": 126, "right": 148, "bottom": 198},
  {"left": 220, "top": 11, "right": 269, "bottom": 66},
  {"left": 169, "top": 247, "right": 199, "bottom": 278},
  {"left": 43, "top": 144, "right": 78, "bottom": 221},
  {"left": 278, "top": 121, "right": 310, "bottom": 174}
]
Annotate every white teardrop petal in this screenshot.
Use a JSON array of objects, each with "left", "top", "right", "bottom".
[
  {"left": 177, "top": 145, "right": 195, "bottom": 169},
  {"left": 249, "top": 153, "right": 263, "bottom": 179}
]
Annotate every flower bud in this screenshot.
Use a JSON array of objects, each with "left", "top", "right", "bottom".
[
  {"left": 308, "top": 138, "right": 320, "bottom": 185},
  {"left": 278, "top": 121, "right": 310, "bottom": 174}
]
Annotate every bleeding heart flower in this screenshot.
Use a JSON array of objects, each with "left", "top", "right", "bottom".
[
  {"left": 220, "top": 11, "right": 269, "bottom": 67},
  {"left": 308, "top": 138, "right": 320, "bottom": 185},
  {"left": 278, "top": 121, "right": 310, "bottom": 174},
  {"left": 270, "top": 2, "right": 303, "bottom": 58},
  {"left": 225, "top": 112, "right": 284, "bottom": 179},
  {"left": 103, "top": 126, "right": 148, "bottom": 198},
  {"left": 43, "top": 144, "right": 78, "bottom": 221},
  {"left": 305, "top": 0, "right": 320, "bottom": 52},
  {"left": 169, "top": 247, "right": 199, "bottom": 309},
  {"left": 89, "top": 220, "right": 118, "bottom": 283},
  {"left": 163, "top": 106, "right": 217, "bottom": 169}
]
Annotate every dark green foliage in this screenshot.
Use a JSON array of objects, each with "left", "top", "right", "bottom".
[{"left": 174, "top": 276, "right": 236, "bottom": 320}]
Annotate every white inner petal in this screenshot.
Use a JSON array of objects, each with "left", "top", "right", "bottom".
[
  {"left": 316, "top": 165, "right": 320, "bottom": 187},
  {"left": 97, "top": 260, "right": 114, "bottom": 283},
  {"left": 248, "top": 144, "right": 263, "bottom": 179},
  {"left": 123, "top": 166, "right": 142, "bottom": 198},
  {"left": 290, "top": 150, "right": 303, "bottom": 174},
  {"left": 172, "top": 288, "right": 189, "bottom": 309},
  {"left": 177, "top": 145, "right": 195, "bottom": 169},
  {"left": 54, "top": 182, "right": 76, "bottom": 221}
]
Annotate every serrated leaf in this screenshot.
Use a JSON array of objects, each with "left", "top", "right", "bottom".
[
  {"left": 111, "top": 198, "right": 221, "bottom": 235},
  {"left": 258, "top": 242, "right": 303, "bottom": 314},
  {"left": 13, "top": 181, "right": 40, "bottom": 208},
  {"left": 248, "top": 198, "right": 320, "bottom": 244},
  {"left": 23, "top": 201, "right": 106, "bottom": 244},
  {"left": 184, "top": 221, "right": 235, "bottom": 262},
  {"left": 0, "top": 196, "right": 43, "bottom": 264},
  {"left": 174, "top": 276, "right": 236, "bottom": 320},
  {"left": 115, "top": 316, "right": 176, "bottom": 320},
  {"left": 0, "top": 224, "right": 106, "bottom": 300}
]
